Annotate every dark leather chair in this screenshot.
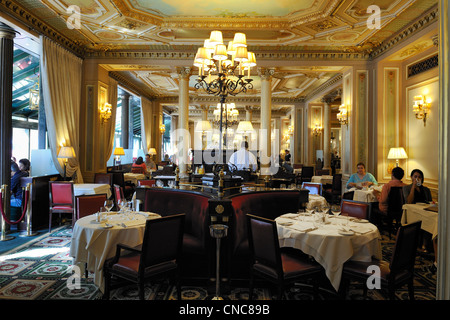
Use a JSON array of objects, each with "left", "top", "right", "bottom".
[
  {"left": 103, "top": 214, "right": 185, "bottom": 300},
  {"left": 323, "top": 174, "right": 342, "bottom": 204},
  {"left": 49, "top": 181, "right": 74, "bottom": 232},
  {"left": 300, "top": 166, "right": 314, "bottom": 184},
  {"left": 316, "top": 169, "right": 330, "bottom": 176},
  {"left": 302, "top": 182, "right": 322, "bottom": 196},
  {"left": 75, "top": 193, "right": 107, "bottom": 221},
  {"left": 341, "top": 221, "right": 422, "bottom": 300},
  {"left": 386, "top": 187, "right": 405, "bottom": 239},
  {"left": 341, "top": 199, "right": 370, "bottom": 220},
  {"left": 247, "top": 214, "right": 324, "bottom": 300},
  {"left": 111, "top": 172, "right": 134, "bottom": 199}
]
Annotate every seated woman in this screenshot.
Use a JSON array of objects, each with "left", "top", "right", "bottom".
[
  {"left": 346, "top": 162, "right": 378, "bottom": 189},
  {"left": 403, "top": 169, "right": 432, "bottom": 204},
  {"left": 132, "top": 156, "right": 147, "bottom": 173},
  {"left": 10, "top": 159, "right": 30, "bottom": 208},
  {"left": 373, "top": 166, "right": 406, "bottom": 214}
]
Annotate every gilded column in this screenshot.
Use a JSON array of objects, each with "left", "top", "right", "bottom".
[
  {"left": 177, "top": 67, "right": 191, "bottom": 177},
  {"left": 258, "top": 68, "right": 274, "bottom": 175},
  {"left": 322, "top": 98, "right": 331, "bottom": 170}
]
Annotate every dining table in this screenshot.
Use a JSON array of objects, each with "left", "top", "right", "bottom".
[
  {"left": 401, "top": 203, "right": 438, "bottom": 239},
  {"left": 275, "top": 213, "right": 381, "bottom": 292},
  {"left": 307, "top": 194, "right": 328, "bottom": 210},
  {"left": 348, "top": 185, "right": 381, "bottom": 203},
  {"left": 74, "top": 183, "right": 112, "bottom": 199},
  {"left": 124, "top": 172, "right": 146, "bottom": 185},
  {"left": 311, "top": 175, "right": 334, "bottom": 185},
  {"left": 69, "top": 210, "right": 161, "bottom": 292}
]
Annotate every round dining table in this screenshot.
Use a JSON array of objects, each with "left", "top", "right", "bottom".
[
  {"left": 275, "top": 213, "right": 381, "bottom": 292},
  {"left": 70, "top": 211, "right": 161, "bottom": 292}
]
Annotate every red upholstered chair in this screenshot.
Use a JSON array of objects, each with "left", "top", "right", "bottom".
[
  {"left": 131, "top": 166, "right": 145, "bottom": 174},
  {"left": 341, "top": 199, "right": 370, "bottom": 220},
  {"left": 103, "top": 214, "right": 185, "bottom": 300},
  {"left": 302, "top": 182, "right": 322, "bottom": 196},
  {"left": 341, "top": 221, "right": 422, "bottom": 300},
  {"left": 75, "top": 193, "right": 108, "bottom": 221},
  {"left": 247, "top": 214, "right": 324, "bottom": 300},
  {"left": 49, "top": 181, "right": 74, "bottom": 232},
  {"left": 113, "top": 184, "right": 125, "bottom": 210},
  {"left": 138, "top": 179, "right": 156, "bottom": 187}
]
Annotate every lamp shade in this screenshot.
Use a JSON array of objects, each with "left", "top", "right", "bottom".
[
  {"left": 234, "top": 47, "right": 248, "bottom": 61},
  {"left": 233, "top": 32, "right": 247, "bottom": 47},
  {"left": 195, "top": 120, "right": 212, "bottom": 132},
  {"left": 58, "top": 146, "right": 76, "bottom": 159},
  {"left": 113, "top": 147, "right": 125, "bottom": 156},
  {"left": 149, "top": 148, "right": 157, "bottom": 155},
  {"left": 209, "top": 30, "right": 223, "bottom": 46},
  {"left": 213, "top": 44, "right": 228, "bottom": 61},
  {"left": 236, "top": 121, "right": 254, "bottom": 133},
  {"left": 387, "top": 147, "right": 408, "bottom": 160}
]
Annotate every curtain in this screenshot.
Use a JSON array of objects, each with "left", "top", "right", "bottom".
[
  {"left": 39, "top": 35, "right": 83, "bottom": 182},
  {"left": 104, "top": 78, "right": 118, "bottom": 161},
  {"left": 140, "top": 97, "right": 153, "bottom": 154}
]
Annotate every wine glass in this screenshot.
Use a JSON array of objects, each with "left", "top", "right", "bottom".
[
  {"left": 118, "top": 200, "right": 127, "bottom": 213},
  {"left": 331, "top": 204, "right": 341, "bottom": 217},
  {"left": 104, "top": 200, "right": 113, "bottom": 212}
]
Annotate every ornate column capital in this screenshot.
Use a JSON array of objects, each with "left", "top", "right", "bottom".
[
  {"left": 258, "top": 67, "right": 275, "bottom": 80},
  {"left": 177, "top": 67, "right": 192, "bottom": 80},
  {"left": 0, "top": 22, "right": 17, "bottom": 40}
]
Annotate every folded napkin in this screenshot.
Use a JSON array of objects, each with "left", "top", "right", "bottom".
[
  {"left": 288, "top": 223, "right": 317, "bottom": 233},
  {"left": 279, "top": 213, "right": 299, "bottom": 219},
  {"left": 348, "top": 226, "right": 372, "bottom": 234}
]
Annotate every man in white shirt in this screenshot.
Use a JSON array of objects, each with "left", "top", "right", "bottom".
[{"left": 228, "top": 141, "right": 257, "bottom": 171}]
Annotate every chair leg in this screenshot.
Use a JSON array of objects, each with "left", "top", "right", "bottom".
[
  {"left": 139, "top": 278, "right": 145, "bottom": 300},
  {"left": 248, "top": 270, "right": 254, "bottom": 300},
  {"left": 408, "top": 278, "right": 415, "bottom": 300},
  {"left": 176, "top": 269, "right": 182, "bottom": 300},
  {"left": 49, "top": 212, "right": 52, "bottom": 233},
  {"left": 103, "top": 269, "right": 111, "bottom": 300}
]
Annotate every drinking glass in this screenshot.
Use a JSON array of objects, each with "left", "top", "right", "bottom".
[
  {"left": 104, "top": 200, "right": 113, "bottom": 212},
  {"left": 331, "top": 204, "right": 341, "bottom": 217},
  {"left": 119, "top": 200, "right": 127, "bottom": 213}
]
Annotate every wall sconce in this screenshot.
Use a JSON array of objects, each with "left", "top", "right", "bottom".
[
  {"left": 413, "top": 95, "right": 431, "bottom": 126},
  {"left": 29, "top": 82, "right": 40, "bottom": 110},
  {"left": 159, "top": 123, "right": 166, "bottom": 134},
  {"left": 312, "top": 124, "right": 322, "bottom": 136},
  {"left": 337, "top": 104, "right": 348, "bottom": 125},
  {"left": 99, "top": 102, "right": 112, "bottom": 124}
]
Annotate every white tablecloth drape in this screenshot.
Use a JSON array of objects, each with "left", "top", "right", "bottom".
[
  {"left": 74, "top": 183, "right": 112, "bottom": 199},
  {"left": 401, "top": 203, "right": 438, "bottom": 239},
  {"left": 70, "top": 212, "right": 161, "bottom": 292},
  {"left": 311, "top": 175, "right": 333, "bottom": 185},
  {"left": 275, "top": 214, "right": 381, "bottom": 291}
]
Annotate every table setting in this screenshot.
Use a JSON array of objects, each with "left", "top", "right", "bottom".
[
  {"left": 274, "top": 205, "right": 381, "bottom": 291},
  {"left": 347, "top": 184, "right": 382, "bottom": 202},
  {"left": 70, "top": 203, "right": 161, "bottom": 292}
]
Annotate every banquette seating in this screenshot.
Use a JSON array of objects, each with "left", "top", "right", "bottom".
[{"left": 142, "top": 187, "right": 213, "bottom": 278}]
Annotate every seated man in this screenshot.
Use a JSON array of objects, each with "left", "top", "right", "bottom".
[
  {"left": 228, "top": 141, "right": 257, "bottom": 172},
  {"left": 373, "top": 166, "right": 406, "bottom": 214},
  {"left": 145, "top": 153, "right": 156, "bottom": 170}
]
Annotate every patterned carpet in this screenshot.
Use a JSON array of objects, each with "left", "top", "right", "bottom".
[{"left": 0, "top": 225, "right": 436, "bottom": 301}]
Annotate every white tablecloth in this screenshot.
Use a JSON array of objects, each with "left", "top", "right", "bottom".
[
  {"left": 275, "top": 213, "right": 381, "bottom": 291},
  {"left": 124, "top": 173, "right": 146, "bottom": 185},
  {"left": 74, "top": 183, "right": 112, "bottom": 199},
  {"left": 69, "top": 211, "right": 161, "bottom": 292},
  {"left": 349, "top": 187, "right": 378, "bottom": 203},
  {"left": 307, "top": 194, "right": 328, "bottom": 210},
  {"left": 311, "top": 175, "right": 333, "bottom": 185},
  {"left": 401, "top": 203, "right": 438, "bottom": 239}
]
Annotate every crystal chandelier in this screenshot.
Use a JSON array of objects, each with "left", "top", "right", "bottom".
[
  {"left": 212, "top": 103, "right": 239, "bottom": 127},
  {"left": 193, "top": 30, "right": 256, "bottom": 156}
]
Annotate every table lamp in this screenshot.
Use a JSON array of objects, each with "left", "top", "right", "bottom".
[
  {"left": 236, "top": 121, "right": 254, "bottom": 142},
  {"left": 195, "top": 120, "right": 212, "bottom": 149},
  {"left": 57, "top": 146, "right": 76, "bottom": 179},
  {"left": 113, "top": 147, "right": 125, "bottom": 170},
  {"left": 387, "top": 147, "right": 408, "bottom": 167}
]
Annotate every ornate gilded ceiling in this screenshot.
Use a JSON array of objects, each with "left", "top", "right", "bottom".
[{"left": 0, "top": 0, "right": 439, "bottom": 110}]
